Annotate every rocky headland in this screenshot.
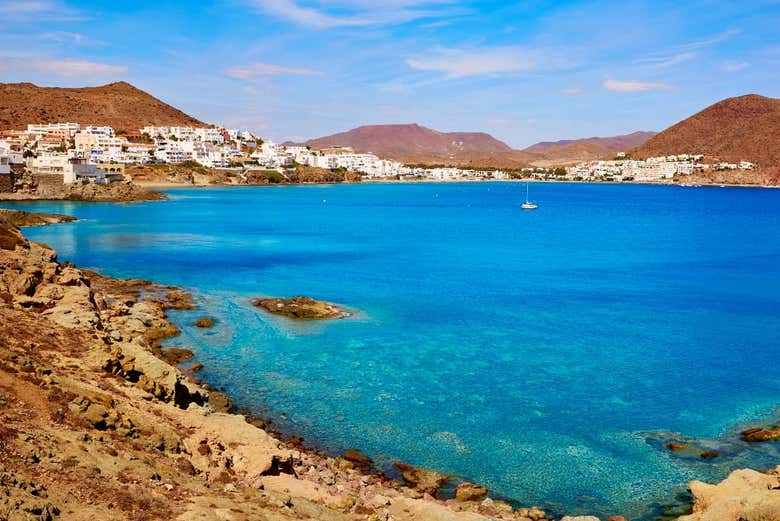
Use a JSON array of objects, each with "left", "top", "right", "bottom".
[
  {"left": 0, "top": 209, "right": 77, "bottom": 227},
  {"left": 252, "top": 295, "right": 350, "bottom": 320},
  {"left": 0, "top": 212, "right": 778, "bottom": 520},
  {"left": 1, "top": 177, "right": 165, "bottom": 202}
]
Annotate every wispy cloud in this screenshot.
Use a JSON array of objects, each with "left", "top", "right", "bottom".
[
  {"left": 636, "top": 51, "right": 696, "bottom": 69},
  {"left": 678, "top": 28, "right": 740, "bottom": 50},
  {"left": 0, "top": 57, "right": 127, "bottom": 77},
  {"left": 40, "top": 31, "right": 90, "bottom": 45},
  {"left": 561, "top": 87, "right": 583, "bottom": 95},
  {"left": 0, "top": 0, "right": 83, "bottom": 21},
  {"left": 246, "top": 0, "right": 458, "bottom": 28},
  {"left": 720, "top": 60, "right": 749, "bottom": 72},
  {"left": 407, "top": 46, "right": 541, "bottom": 78},
  {"left": 603, "top": 79, "right": 672, "bottom": 92},
  {"left": 226, "top": 62, "right": 322, "bottom": 80}
]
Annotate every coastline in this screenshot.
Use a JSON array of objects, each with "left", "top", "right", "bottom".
[
  {"left": 0, "top": 210, "right": 561, "bottom": 521},
  {"left": 1, "top": 206, "right": 779, "bottom": 520}
]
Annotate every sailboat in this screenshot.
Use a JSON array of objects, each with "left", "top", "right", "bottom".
[{"left": 520, "top": 182, "right": 538, "bottom": 210}]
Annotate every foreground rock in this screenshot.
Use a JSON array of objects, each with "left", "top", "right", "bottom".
[
  {"left": 252, "top": 295, "right": 349, "bottom": 319},
  {"left": 0, "top": 213, "right": 558, "bottom": 521},
  {"left": 679, "top": 466, "right": 780, "bottom": 521}
]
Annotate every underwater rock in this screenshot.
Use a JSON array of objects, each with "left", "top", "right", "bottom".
[{"left": 251, "top": 296, "right": 348, "bottom": 319}]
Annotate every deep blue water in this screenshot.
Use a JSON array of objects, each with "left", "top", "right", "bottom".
[{"left": 6, "top": 182, "right": 780, "bottom": 518}]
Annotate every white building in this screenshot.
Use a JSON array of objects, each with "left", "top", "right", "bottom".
[{"left": 27, "top": 123, "right": 80, "bottom": 139}]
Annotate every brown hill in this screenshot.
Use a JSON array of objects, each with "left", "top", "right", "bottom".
[
  {"left": 305, "top": 125, "right": 657, "bottom": 168},
  {"left": 0, "top": 81, "right": 204, "bottom": 131},
  {"left": 524, "top": 131, "right": 656, "bottom": 154},
  {"left": 632, "top": 94, "right": 780, "bottom": 166},
  {"left": 305, "top": 124, "right": 513, "bottom": 161}
]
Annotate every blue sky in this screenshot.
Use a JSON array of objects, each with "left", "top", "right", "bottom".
[{"left": 1, "top": 0, "right": 778, "bottom": 147}]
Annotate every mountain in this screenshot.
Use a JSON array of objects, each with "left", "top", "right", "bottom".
[
  {"left": 305, "top": 124, "right": 657, "bottom": 167},
  {"left": 524, "top": 131, "right": 657, "bottom": 154},
  {"left": 305, "top": 124, "right": 513, "bottom": 162},
  {"left": 0, "top": 81, "right": 204, "bottom": 131},
  {"left": 632, "top": 94, "right": 780, "bottom": 166}
]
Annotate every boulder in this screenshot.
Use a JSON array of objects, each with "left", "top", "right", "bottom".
[
  {"left": 678, "top": 465, "right": 780, "bottom": 521},
  {"left": 454, "top": 482, "right": 488, "bottom": 502},
  {"left": 343, "top": 448, "right": 372, "bottom": 469},
  {"left": 741, "top": 426, "right": 780, "bottom": 442},
  {"left": 394, "top": 462, "right": 449, "bottom": 496},
  {"left": 194, "top": 316, "right": 215, "bottom": 328}
]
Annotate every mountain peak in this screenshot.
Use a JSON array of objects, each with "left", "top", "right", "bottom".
[{"left": 633, "top": 93, "right": 780, "bottom": 165}]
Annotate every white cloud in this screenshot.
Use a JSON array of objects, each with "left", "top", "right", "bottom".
[
  {"left": 720, "top": 60, "right": 749, "bottom": 72},
  {"left": 561, "top": 87, "right": 583, "bottom": 95},
  {"left": 407, "top": 46, "right": 539, "bottom": 78},
  {"left": 0, "top": 57, "right": 127, "bottom": 77},
  {"left": 226, "top": 62, "right": 322, "bottom": 80},
  {"left": 603, "top": 79, "right": 672, "bottom": 92},
  {"left": 636, "top": 51, "right": 696, "bottom": 69},
  {"left": 247, "top": 0, "right": 457, "bottom": 28}
]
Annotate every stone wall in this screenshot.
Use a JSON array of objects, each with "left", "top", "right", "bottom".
[{"left": 32, "top": 173, "right": 65, "bottom": 188}]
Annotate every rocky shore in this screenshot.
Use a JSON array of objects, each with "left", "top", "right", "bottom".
[
  {"left": 0, "top": 212, "right": 778, "bottom": 521},
  {"left": 0, "top": 213, "right": 556, "bottom": 521},
  {"left": 1, "top": 175, "right": 164, "bottom": 202}
]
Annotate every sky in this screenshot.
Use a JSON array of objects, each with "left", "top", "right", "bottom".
[{"left": 1, "top": 0, "right": 778, "bottom": 148}]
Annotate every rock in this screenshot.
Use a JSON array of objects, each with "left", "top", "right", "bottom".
[
  {"left": 740, "top": 426, "right": 780, "bottom": 442},
  {"left": 223, "top": 483, "right": 237, "bottom": 493},
  {"left": 343, "top": 448, "right": 372, "bottom": 469},
  {"left": 678, "top": 465, "right": 780, "bottom": 521},
  {"left": 606, "top": 516, "right": 628, "bottom": 521},
  {"left": 13, "top": 270, "right": 42, "bottom": 296},
  {"left": 561, "top": 517, "right": 600, "bottom": 521},
  {"left": 700, "top": 449, "right": 719, "bottom": 459},
  {"left": 194, "top": 316, "right": 215, "bottom": 328},
  {"left": 251, "top": 296, "right": 348, "bottom": 320},
  {"left": 666, "top": 441, "right": 689, "bottom": 451},
  {"left": 163, "top": 289, "right": 196, "bottom": 310},
  {"left": 454, "top": 482, "right": 488, "bottom": 502},
  {"left": 394, "top": 462, "right": 449, "bottom": 496},
  {"left": 156, "top": 347, "right": 194, "bottom": 365},
  {"left": 208, "top": 391, "right": 236, "bottom": 414}
]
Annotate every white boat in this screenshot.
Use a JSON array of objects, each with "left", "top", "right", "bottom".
[{"left": 520, "top": 183, "right": 538, "bottom": 210}]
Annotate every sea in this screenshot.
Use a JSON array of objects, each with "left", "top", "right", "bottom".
[{"left": 7, "top": 182, "right": 780, "bottom": 519}]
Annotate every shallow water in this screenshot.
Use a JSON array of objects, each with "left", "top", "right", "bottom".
[{"left": 8, "top": 182, "right": 780, "bottom": 518}]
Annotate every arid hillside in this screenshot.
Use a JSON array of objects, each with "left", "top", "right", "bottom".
[
  {"left": 0, "top": 81, "right": 204, "bottom": 131},
  {"left": 525, "top": 131, "right": 656, "bottom": 154},
  {"left": 632, "top": 94, "right": 780, "bottom": 166},
  {"left": 305, "top": 125, "right": 656, "bottom": 168}
]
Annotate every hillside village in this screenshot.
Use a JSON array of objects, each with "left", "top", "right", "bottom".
[{"left": 0, "top": 120, "right": 763, "bottom": 193}]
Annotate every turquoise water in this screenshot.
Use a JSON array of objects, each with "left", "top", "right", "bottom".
[{"left": 7, "top": 182, "right": 780, "bottom": 518}]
